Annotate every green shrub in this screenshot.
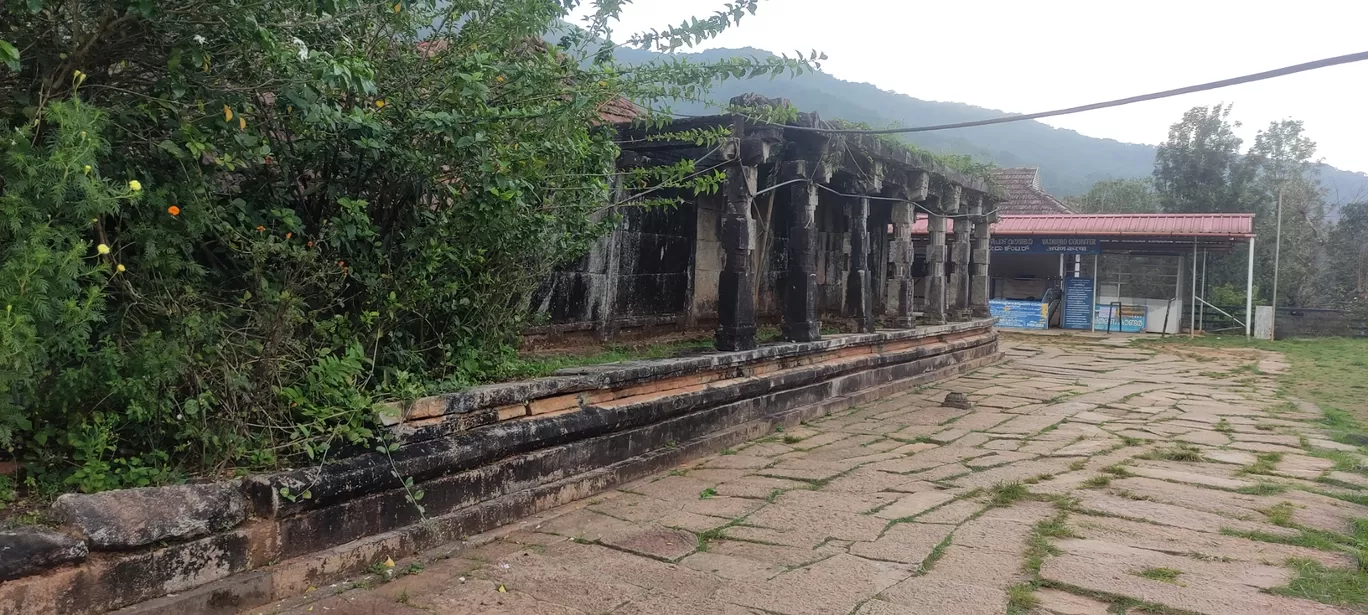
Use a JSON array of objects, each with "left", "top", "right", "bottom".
[{"left": 0, "top": 0, "right": 815, "bottom": 493}]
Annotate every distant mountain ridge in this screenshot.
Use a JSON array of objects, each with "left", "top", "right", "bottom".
[{"left": 619, "top": 47, "right": 1368, "bottom": 205}]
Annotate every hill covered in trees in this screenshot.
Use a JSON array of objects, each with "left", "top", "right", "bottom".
[{"left": 625, "top": 47, "right": 1368, "bottom": 203}]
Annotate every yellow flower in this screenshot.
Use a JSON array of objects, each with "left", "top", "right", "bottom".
[
  {"left": 496, "top": 75, "right": 505, "bottom": 83},
  {"left": 599, "top": 81, "right": 607, "bottom": 87},
  {"left": 223, "top": 105, "right": 233, "bottom": 122},
  {"left": 97, "top": 244, "right": 110, "bottom": 255},
  {"left": 239, "top": 116, "right": 246, "bottom": 130},
  {"left": 375, "top": 100, "right": 386, "bottom": 108},
  {"left": 128, "top": 180, "right": 142, "bottom": 192},
  {"left": 383, "top": 557, "right": 396, "bottom": 568},
  {"left": 116, "top": 264, "right": 126, "bottom": 273},
  {"left": 83, "top": 165, "right": 92, "bottom": 174},
  {"left": 392, "top": 2, "right": 401, "bottom": 13}
]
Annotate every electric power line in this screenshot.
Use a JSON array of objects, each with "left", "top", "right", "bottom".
[{"left": 743, "top": 50, "right": 1368, "bottom": 135}]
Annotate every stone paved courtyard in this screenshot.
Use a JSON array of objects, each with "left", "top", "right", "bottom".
[{"left": 260, "top": 334, "right": 1368, "bottom": 615}]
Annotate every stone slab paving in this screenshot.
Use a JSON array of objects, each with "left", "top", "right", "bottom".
[{"left": 257, "top": 335, "right": 1368, "bottom": 615}]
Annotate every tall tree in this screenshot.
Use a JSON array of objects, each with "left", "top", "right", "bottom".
[
  {"left": 1153, "top": 104, "right": 1253, "bottom": 214},
  {"left": 1245, "top": 120, "right": 1327, "bottom": 306},
  {"left": 1328, "top": 201, "right": 1368, "bottom": 303},
  {"left": 1066, "top": 178, "right": 1161, "bottom": 214}
]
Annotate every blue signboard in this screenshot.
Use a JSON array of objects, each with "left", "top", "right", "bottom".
[
  {"left": 1095, "top": 304, "right": 1147, "bottom": 333},
  {"left": 991, "top": 237, "right": 1101, "bottom": 254},
  {"left": 1062, "top": 278, "right": 1094, "bottom": 330},
  {"left": 989, "top": 299, "right": 1049, "bottom": 329}
]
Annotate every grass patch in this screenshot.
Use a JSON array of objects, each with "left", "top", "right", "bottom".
[
  {"left": 1272, "top": 558, "right": 1368, "bottom": 607},
  {"left": 1023, "top": 511, "right": 1077, "bottom": 574},
  {"left": 1136, "top": 567, "right": 1183, "bottom": 583},
  {"left": 720, "top": 448, "right": 737, "bottom": 456},
  {"left": 782, "top": 435, "right": 803, "bottom": 444},
  {"left": 1081, "top": 475, "right": 1112, "bottom": 489},
  {"left": 1006, "top": 583, "right": 1039, "bottom": 613},
  {"left": 1265, "top": 502, "right": 1296, "bottom": 527},
  {"left": 1242, "top": 452, "right": 1284, "bottom": 475},
  {"left": 1101, "top": 464, "right": 1134, "bottom": 477},
  {"left": 1221, "top": 527, "right": 1348, "bottom": 552},
  {"left": 509, "top": 337, "right": 713, "bottom": 379},
  {"left": 988, "top": 482, "right": 1030, "bottom": 508},
  {"left": 699, "top": 487, "right": 717, "bottom": 499},
  {"left": 919, "top": 534, "right": 952, "bottom": 574},
  {"left": 1236, "top": 481, "right": 1289, "bottom": 495},
  {"left": 1139, "top": 443, "right": 1206, "bottom": 462},
  {"left": 1119, "top": 435, "right": 1144, "bottom": 446},
  {"left": 1214, "top": 418, "right": 1233, "bottom": 433},
  {"left": 1068, "top": 459, "right": 1088, "bottom": 471}
]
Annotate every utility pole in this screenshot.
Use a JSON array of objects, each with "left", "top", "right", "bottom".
[{"left": 1270, "top": 183, "right": 1284, "bottom": 338}]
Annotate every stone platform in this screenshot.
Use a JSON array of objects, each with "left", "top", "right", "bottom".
[
  {"left": 253, "top": 334, "right": 1364, "bottom": 615},
  {"left": 1, "top": 321, "right": 998, "bottom": 615}
]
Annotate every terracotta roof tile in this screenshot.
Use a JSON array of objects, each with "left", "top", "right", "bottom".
[{"left": 990, "top": 167, "right": 1074, "bottom": 215}]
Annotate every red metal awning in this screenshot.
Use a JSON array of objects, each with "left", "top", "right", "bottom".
[{"left": 914, "top": 213, "right": 1255, "bottom": 239}]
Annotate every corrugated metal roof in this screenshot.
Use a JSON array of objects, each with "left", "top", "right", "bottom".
[
  {"left": 993, "top": 214, "right": 1254, "bottom": 237},
  {"left": 912, "top": 213, "right": 1255, "bottom": 239}
]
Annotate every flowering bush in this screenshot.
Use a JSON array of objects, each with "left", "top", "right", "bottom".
[{"left": 0, "top": 0, "right": 814, "bottom": 492}]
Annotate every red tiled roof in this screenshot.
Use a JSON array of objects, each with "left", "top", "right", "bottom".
[
  {"left": 597, "top": 97, "right": 642, "bottom": 124},
  {"left": 990, "top": 167, "right": 1074, "bottom": 215},
  {"left": 913, "top": 213, "right": 1255, "bottom": 239},
  {"left": 992, "top": 214, "right": 1255, "bottom": 238}
]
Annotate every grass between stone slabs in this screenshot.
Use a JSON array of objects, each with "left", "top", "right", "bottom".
[
  {"left": 1139, "top": 443, "right": 1206, "bottom": 463},
  {"left": 1235, "top": 481, "right": 1289, "bottom": 495},
  {"left": 1241, "top": 452, "right": 1284, "bottom": 476},
  {"left": 1273, "top": 558, "right": 1368, "bottom": 607},
  {"left": 1136, "top": 566, "right": 1184, "bottom": 584},
  {"left": 1140, "top": 337, "right": 1368, "bottom": 447},
  {"left": 1005, "top": 582, "right": 1039, "bottom": 614},
  {"left": 1081, "top": 475, "right": 1112, "bottom": 489}
]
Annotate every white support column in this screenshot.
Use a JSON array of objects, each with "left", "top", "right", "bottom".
[
  {"left": 1199, "top": 250, "right": 1207, "bottom": 330},
  {"left": 1190, "top": 241, "right": 1197, "bottom": 338},
  {"left": 1245, "top": 237, "right": 1256, "bottom": 338},
  {"left": 1091, "top": 253, "right": 1099, "bottom": 333}
]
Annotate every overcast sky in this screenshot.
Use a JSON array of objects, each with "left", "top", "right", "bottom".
[{"left": 577, "top": 0, "right": 1368, "bottom": 174}]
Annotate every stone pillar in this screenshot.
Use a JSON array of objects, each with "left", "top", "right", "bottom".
[
  {"left": 971, "top": 209, "right": 996, "bottom": 318},
  {"left": 924, "top": 185, "right": 959, "bottom": 326},
  {"left": 923, "top": 208, "right": 948, "bottom": 326},
  {"left": 950, "top": 225, "right": 972, "bottom": 321},
  {"left": 845, "top": 195, "right": 875, "bottom": 333},
  {"left": 888, "top": 199, "right": 917, "bottom": 329},
  {"left": 781, "top": 161, "right": 821, "bottom": 342},
  {"left": 715, "top": 153, "right": 758, "bottom": 351},
  {"left": 942, "top": 186, "right": 965, "bottom": 321},
  {"left": 953, "top": 194, "right": 981, "bottom": 320}
]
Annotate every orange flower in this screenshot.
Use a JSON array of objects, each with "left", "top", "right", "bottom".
[
  {"left": 285, "top": 232, "right": 293, "bottom": 239},
  {"left": 256, "top": 225, "right": 266, "bottom": 232},
  {"left": 307, "top": 241, "right": 314, "bottom": 247},
  {"left": 167, "top": 205, "right": 181, "bottom": 216},
  {"left": 338, "top": 260, "right": 346, "bottom": 268}
]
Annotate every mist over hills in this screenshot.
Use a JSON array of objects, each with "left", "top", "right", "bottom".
[{"left": 621, "top": 47, "right": 1367, "bottom": 204}]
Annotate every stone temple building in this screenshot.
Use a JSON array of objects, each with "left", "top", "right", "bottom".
[{"left": 527, "top": 95, "right": 1004, "bottom": 350}]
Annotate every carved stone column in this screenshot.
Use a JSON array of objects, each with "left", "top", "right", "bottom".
[
  {"left": 845, "top": 195, "right": 875, "bottom": 333},
  {"left": 715, "top": 143, "right": 758, "bottom": 351},
  {"left": 943, "top": 186, "right": 967, "bottom": 321},
  {"left": 971, "top": 208, "right": 997, "bottom": 318},
  {"left": 953, "top": 194, "right": 981, "bottom": 320},
  {"left": 888, "top": 171, "right": 928, "bottom": 329},
  {"left": 781, "top": 160, "right": 821, "bottom": 342},
  {"left": 923, "top": 209, "right": 948, "bottom": 326},
  {"left": 888, "top": 200, "right": 917, "bottom": 329}
]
